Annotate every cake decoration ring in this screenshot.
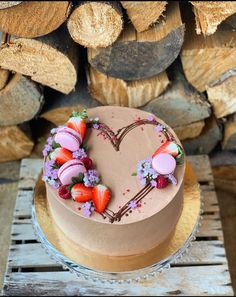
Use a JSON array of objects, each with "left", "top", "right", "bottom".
[{"left": 42, "top": 109, "right": 184, "bottom": 223}]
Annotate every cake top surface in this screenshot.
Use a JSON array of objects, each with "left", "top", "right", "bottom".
[{"left": 43, "top": 106, "right": 185, "bottom": 225}]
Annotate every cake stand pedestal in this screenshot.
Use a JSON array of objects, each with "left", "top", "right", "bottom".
[{"left": 2, "top": 156, "right": 234, "bottom": 296}]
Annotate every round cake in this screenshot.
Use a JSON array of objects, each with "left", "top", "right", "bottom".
[{"left": 43, "top": 106, "right": 185, "bottom": 257}]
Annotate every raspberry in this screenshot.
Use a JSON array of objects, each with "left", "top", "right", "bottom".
[
  {"left": 58, "top": 185, "right": 71, "bottom": 199},
  {"left": 156, "top": 175, "right": 168, "bottom": 189},
  {"left": 81, "top": 157, "right": 93, "bottom": 170}
]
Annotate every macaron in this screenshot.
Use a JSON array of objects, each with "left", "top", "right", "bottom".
[
  {"left": 54, "top": 127, "right": 82, "bottom": 152},
  {"left": 58, "top": 159, "right": 87, "bottom": 185},
  {"left": 152, "top": 153, "right": 176, "bottom": 175}
]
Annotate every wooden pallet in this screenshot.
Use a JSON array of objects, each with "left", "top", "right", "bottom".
[{"left": 2, "top": 156, "right": 234, "bottom": 296}]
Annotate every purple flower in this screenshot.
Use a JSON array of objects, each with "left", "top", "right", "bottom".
[
  {"left": 93, "top": 123, "right": 100, "bottom": 130},
  {"left": 47, "top": 137, "right": 53, "bottom": 145},
  {"left": 167, "top": 174, "right": 177, "bottom": 185},
  {"left": 72, "top": 148, "right": 87, "bottom": 160},
  {"left": 137, "top": 158, "right": 158, "bottom": 185},
  {"left": 50, "top": 128, "right": 58, "bottom": 134},
  {"left": 83, "top": 170, "right": 100, "bottom": 187},
  {"left": 150, "top": 180, "right": 157, "bottom": 187},
  {"left": 82, "top": 202, "right": 94, "bottom": 217},
  {"left": 51, "top": 169, "right": 59, "bottom": 180},
  {"left": 156, "top": 124, "right": 164, "bottom": 133},
  {"left": 84, "top": 202, "right": 92, "bottom": 210},
  {"left": 129, "top": 200, "right": 137, "bottom": 209},
  {"left": 48, "top": 179, "right": 61, "bottom": 189},
  {"left": 147, "top": 115, "right": 154, "bottom": 122},
  {"left": 43, "top": 144, "right": 52, "bottom": 157}
]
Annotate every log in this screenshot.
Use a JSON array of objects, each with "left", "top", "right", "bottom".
[
  {"left": 0, "top": 69, "right": 9, "bottom": 90},
  {"left": 88, "top": 2, "right": 184, "bottom": 80},
  {"left": 0, "top": 1, "right": 71, "bottom": 38},
  {"left": 206, "top": 72, "right": 236, "bottom": 119},
  {"left": 190, "top": 1, "right": 236, "bottom": 35},
  {"left": 174, "top": 120, "right": 205, "bottom": 141},
  {"left": 88, "top": 66, "right": 169, "bottom": 108},
  {"left": 120, "top": 1, "right": 167, "bottom": 33},
  {"left": 141, "top": 62, "right": 211, "bottom": 128},
  {"left": 0, "top": 26, "right": 78, "bottom": 94},
  {"left": 222, "top": 114, "right": 236, "bottom": 150},
  {"left": 41, "top": 75, "right": 101, "bottom": 126},
  {"left": 182, "top": 116, "right": 222, "bottom": 155},
  {"left": 67, "top": 1, "right": 123, "bottom": 48},
  {"left": 0, "top": 73, "right": 44, "bottom": 126},
  {"left": 0, "top": 126, "right": 34, "bottom": 162},
  {"left": 0, "top": 2, "right": 22, "bottom": 10},
  {"left": 181, "top": 4, "right": 236, "bottom": 92}
]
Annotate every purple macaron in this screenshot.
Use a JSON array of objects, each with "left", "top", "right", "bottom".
[
  {"left": 54, "top": 127, "right": 82, "bottom": 152},
  {"left": 58, "top": 159, "right": 87, "bottom": 185},
  {"left": 152, "top": 153, "right": 176, "bottom": 175}
]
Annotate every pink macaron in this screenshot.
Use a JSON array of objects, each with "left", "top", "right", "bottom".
[
  {"left": 54, "top": 127, "right": 82, "bottom": 152},
  {"left": 58, "top": 159, "right": 87, "bottom": 185},
  {"left": 152, "top": 153, "right": 176, "bottom": 175}
]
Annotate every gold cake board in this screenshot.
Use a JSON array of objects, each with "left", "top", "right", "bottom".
[{"left": 33, "top": 161, "right": 201, "bottom": 273}]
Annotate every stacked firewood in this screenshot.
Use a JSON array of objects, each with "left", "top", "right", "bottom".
[{"left": 0, "top": 1, "right": 236, "bottom": 162}]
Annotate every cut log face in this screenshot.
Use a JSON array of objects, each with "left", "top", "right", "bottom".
[
  {"left": 174, "top": 121, "right": 205, "bottom": 141},
  {"left": 0, "top": 126, "right": 34, "bottom": 162},
  {"left": 67, "top": 1, "right": 123, "bottom": 48},
  {"left": 181, "top": 5, "right": 236, "bottom": 92},
  {"left": 141, "top": 64, "right": 211, "bottom": 128},
  {"left": 183, "top": 116, "right": 222, "bottom": 155},
  {"left": 88, "top": 2, "right": 184, "bottom": 80},
  {"left": 190, "top": 1, "right": 236, "bottom": 35},
  {"left": 0, "top": 27, "right": 78, "bottom": 94},
  {"left": 88, "top": 66, "right": 169, "bottom": 108},
  {"left": 207, "top": 73, "right": 236, "bottom": 119},
  {"left": 0, "top": 2, "right": 22, "bottom": 10},
  {"left": 0, "top": 1, "right": 71, "bottom": 38},
  {"left": 0, "top": 74, "right": 44, "bottom": 126},
  {"left": 120, "top": 1, "right": 167, "bottom": 32}
]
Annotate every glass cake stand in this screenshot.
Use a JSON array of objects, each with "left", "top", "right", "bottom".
[{"left": 32, "top": 162, "right": 202, "bottom": 283}]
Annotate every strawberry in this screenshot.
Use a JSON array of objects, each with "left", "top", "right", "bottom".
[
  {"left": 156, "top": 175, "right": 168, "bottom": 189},
  {"left": 92, "top": 184, "right": 111, "bottom": 213},
  {"left": 58, "top": 185, "right": 71, "bottom": 199},
  {"left": 67, "top": 110, "right": 88, "bottom": 139},
  {"left": 71, "top": 183, "right": 93, "bottom": 203},
  {"left": 50, "top": 147, "right": 73, "bottom": 166},
  {"left": 152, "top": 141, "right": 179, "bottom": 158}
]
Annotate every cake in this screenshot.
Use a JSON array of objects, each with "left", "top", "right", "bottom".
[{"left": 42, "top": 106, "right": 185, "bottom": 258}]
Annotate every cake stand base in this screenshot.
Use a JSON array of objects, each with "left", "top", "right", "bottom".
[{"left": 32, "top": 161, "right": 201, "bottom": 281}]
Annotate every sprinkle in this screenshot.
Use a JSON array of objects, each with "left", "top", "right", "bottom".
[
  {"left": 147, "top": 115, "right": 154, "bottom": 122},
  {"left": 129, "top": 200, "right": 138, "bottom": 209},
  {"left": 156, "top": 124, "right": 164, "bottom": 133}
]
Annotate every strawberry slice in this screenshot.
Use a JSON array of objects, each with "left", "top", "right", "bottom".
[
  {"left": 71, "top": 183, "right": 93, "bottom": 203},
  {"left": 67, "top": 110, "right": 88, "bottom": 139},
  {"left": 92, "top": 184, "right": 111, "bottom": 213},
  {"left": 152, "top": 141, "right": 179, "bottom": 158},
  {"left": 50, "top": 147, "right": 73, "bottom": 165}
]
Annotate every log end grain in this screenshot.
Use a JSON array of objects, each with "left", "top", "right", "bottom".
[
  {"left": 0, "top": 38, "right": 77, "bottom": 94},
  {"left": 0, "top": 1, "right": 22, "bottom": 10},
  {"left": 67, "top": 2, "right": 123, "bottom": 48},
  {"left": 174, "top": 121, "right": 205, "bottom": 141}
]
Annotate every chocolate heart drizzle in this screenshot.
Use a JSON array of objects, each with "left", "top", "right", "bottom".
[{"left": 87, "top": 118, "right": 178, "bottom": 223}]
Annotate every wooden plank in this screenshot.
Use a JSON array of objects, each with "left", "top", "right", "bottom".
[
  {"left": 14, "top": 191, "right": 33, "bottom": 218},
  {"left": 11, "top": 223, "right": 36, "bottom": 242},
  {"left": 3, "top": 265, "right": 233, "bottom": 296},
  {"left": 18, "top": 159, "right": 42, "bottom": 189},
  {"left": 8, "top": 241, "right": 227, "bottom": 270},
  {"left": 187, "top": 155, "right": 214, "bottom": 183},
  {"left": 202, "top": 191, "right": 219, "bottom": 213},
  {"left": 198, "top": 215, "right": 223, "bottom": 240}
]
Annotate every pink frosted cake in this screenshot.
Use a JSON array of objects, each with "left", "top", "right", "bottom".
[{"left": 42, "top": 107, "right": 185, "bottom": 257}]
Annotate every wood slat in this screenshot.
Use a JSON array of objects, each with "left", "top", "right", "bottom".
[
  {"left": 3, "top": 266, "right": 233, "bottom": 296},
  {"left": 14, "top": 190, "right": 33, "bottom": 218},
  {"left": 11, "top": 223, "right": 36, "bottom": 242},
  {"left": 18, "top": 159, "right": 42, "bottom": 189},
  {"left": 202, "top": 190, "right": 219, "bottom": 213},
  {"left": 7, "top": 241, "right": 227, "bottom": 270}
]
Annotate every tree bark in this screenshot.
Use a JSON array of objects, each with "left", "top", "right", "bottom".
[
  {"left": 222, "top": 114, "right": 236, "bottom": 150},
  {"left": 88, "top": 2, "right": 184, "bottom": 80},
  {"left": 67, "top": 1, "right": 123, "bottom": 48}
]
